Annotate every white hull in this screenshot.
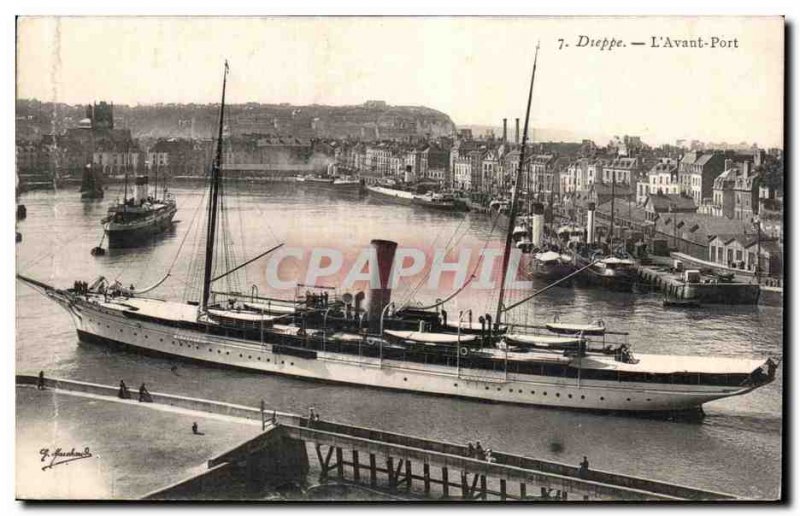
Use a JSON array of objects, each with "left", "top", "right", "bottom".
[{"left": 62, "top": 297, "right": 757, "bottom": 414}]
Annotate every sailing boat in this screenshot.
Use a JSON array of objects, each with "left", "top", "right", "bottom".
[{"left": 17, "top": 59, "right": 777, "bottom": 415}]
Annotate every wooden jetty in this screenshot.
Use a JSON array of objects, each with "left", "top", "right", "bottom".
[{"left": 17, "top": 374, "right": 739, "bottom": 502}]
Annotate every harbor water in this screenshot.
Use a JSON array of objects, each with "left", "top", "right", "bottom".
[{"left": 15, "top": 183, "right": 783, "bottom": 499}]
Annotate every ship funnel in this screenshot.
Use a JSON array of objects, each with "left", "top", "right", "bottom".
[
  {"left": 134, "top": 176, "right": 149, "bottom": 204},
  {"left": 531, "top": 202, "right": 545, "bottom": 247},
  {"left": 586, "top": 202, "right": 596, "bottom": 244},
  {"left": 368, "top": 239, "right": 398, "bottom": 332}
]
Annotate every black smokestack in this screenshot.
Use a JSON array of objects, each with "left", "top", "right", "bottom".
[
  {"left": 368, "top": 239, "right": 398, "bottom": 332},
  {"left": 503, "top": 118, "right": 508, "bottom": 143},
  {"left": 515, "top": 118, "right": 520, "bottom": 145}
]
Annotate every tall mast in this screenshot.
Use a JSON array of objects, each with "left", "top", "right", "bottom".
[
  {"left": 609, "top": 172, "right": 615, "bottom": 247},
  {"left": 201, "top": 61, "right": 229, "bottom": 310},
  {"left": 495, "top": 43, "right": 539, "bottom": 326}
]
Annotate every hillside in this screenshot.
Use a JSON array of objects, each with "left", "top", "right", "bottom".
[{"left": 16, "top": 99, "right": 456, "bottom": 141}]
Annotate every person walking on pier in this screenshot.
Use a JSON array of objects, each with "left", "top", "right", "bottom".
[
  {"left": 191, "top": 422, "right": 204, "bottom": 435},
  {"left": 138, "top": 383, "right": 152, "bottom": 403},
  {"left": 475, "top": 441, "right": 485, "bottom": 460},
  {"left": 467, "top": 442, "right": 475, "bottom": 458},
  {"left": 579, "top": 456, "right": 590, "bottom": 477},
  {"left": 118, "top": 380, "right": 131, "bottom": 399},
  {"left": 37, "top": 371, "right": 45, "bottom": 390}
]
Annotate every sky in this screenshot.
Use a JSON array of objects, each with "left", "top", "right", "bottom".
[{"left": 16, "top": 16, "right": 784, "bottom": 147}]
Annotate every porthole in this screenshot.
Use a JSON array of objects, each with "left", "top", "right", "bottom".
[
  {"left": 282, "top": 361, "right": 285, "bottom": 365},
  {"left": 497, "top": 387, "right": 501, "bottom": 391},
  {"left": 556, "top": 393, "right": 560, "bottom": 397},
  {"left": 626, "top": 398, "right": 631, "bottom": 402},
  {"left": 646, "top": 398, "right": 652, "bottom": 402},
  {"left": 248, "top": 355, "right": 252, "bottom": 359},
  {"left": 600, "top": 397, "right": 605, "bottom": 401},
  {"left": 509, "top": 388, "right": 513, "bottom": 393},
  {"left": 217, "top": 350, "right": 221, "bottom": 354},
  {"left": 454, "top": 383, "right": 458, "bottom": 387},
  {"left": 290, "top": 362, "right": 294, "bottom": 366},
  {"left": 518, "top": 389, "right": 522, "bottom": 393},
  {"left": 568, "top": 394, "right": 572, "bottom": 399},
  {"left": 239, "top": 354, "right": 243, "bottom": 358},
  {"left": 531, "top": 391, "right": 535, "bottom": 395},
  {"left": 267, "top": 359, "right": 270, "bottom": 362},
  {"left": 543, "top": 392, "right": 548, "bottom": 396},
  {"left": 404, "top": 378, "right": 408, "bottom": 382},
  {"left": 257, "top": 357, "right": 261, "bottom": 361},
  {"left": 485, "top": 386, "right": 489, "bottom": 390},
  {"left": 226, "top": 351, "right": 229, "bottom": 355},
  {"left": 209, "top": 348, "right": 212, "bottom": 352},
  {"left": 581, "top": 395, "right": 585, "bottom": 400}
]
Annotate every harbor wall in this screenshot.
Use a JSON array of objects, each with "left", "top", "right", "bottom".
[{"left": 637, "top": 266, "right": 761, "bottom": 304}]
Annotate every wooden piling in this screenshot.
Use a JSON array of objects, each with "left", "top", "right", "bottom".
[
  {"left": 352, "top": 450, "right": 360, "bottom": 482},
  {"left": 405, "top": 460, "right": 412, "bottom": 490},
  {"left": 336, "top": 447, "right": 344, "bottom": 478},
  {"left": 387, "top": 457, "right": 395, "bottom": 489},
  {"left": 500, "top": 479, "right": 507, "bottom": 500},
  {"left": 442, "top": 467, "right": 449, "bottom": 498},
  {"left": 520, "top": 482, "right": 526, "bottom": 499},
  {"left": 423, "top": 463, "right": 431, "bottom": 494},
  {"left": 461, "top": 471, "right": 469, "bottom": 499},
  {"left": 369, "top": 453, "right": 377, "bottom": 487}
]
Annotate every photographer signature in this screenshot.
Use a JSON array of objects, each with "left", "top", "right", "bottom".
[{"left": 39, "top": 447, "right": 93, "bottom": 471}]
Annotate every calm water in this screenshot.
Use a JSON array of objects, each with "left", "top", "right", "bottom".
[{"left": 15, "top": 183, "right": 783, "bottom": 499}]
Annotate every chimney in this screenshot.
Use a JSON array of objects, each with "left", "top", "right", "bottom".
[
  {"left": 502, "top": 118, "right": 508, "bottom": 143},
  {"left": 724, "top": 158, "right": 733, "bottom": 171},
  {"left": 367, "top": 239, "right": 398, "bottom": 333},
  {"left": 515, "top": 118, "right": 520, "bottom": 145},
  {"left": 531, "top": 202, "right": 545, "bottom": 247},
  {"left": 586, "top": 202, "right": 596, "bottom": 244},
  {"left": 741, "top": 161, "right": 750, "bottom": 177}
]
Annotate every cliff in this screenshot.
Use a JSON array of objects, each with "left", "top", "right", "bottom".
[{"left": 16, "top": 99, "right": 456, "bottom": 142}]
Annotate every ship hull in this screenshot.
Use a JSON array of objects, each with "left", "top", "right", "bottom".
[
  {"left": 531, "top": 260, "right": 577, "bottom": 284},
  {"left": 66, "top": 297, "right": 756, "bottom": 414},
  {"left": 366, "top": 186, "right": 416, "bottom": 204},
  {"left": 105, "top": 206, "right": 177, "bottom": 247},
  {"left": 581, "top": 268, "right": 637, "bottom": 291}
]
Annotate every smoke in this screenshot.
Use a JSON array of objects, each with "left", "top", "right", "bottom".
[{"left": 307, "top": 152, "right": 334, "bottom": 169}]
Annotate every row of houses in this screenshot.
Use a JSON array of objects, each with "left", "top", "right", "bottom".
[{"left": 589, "top": 192, "right": 782, "bottom": 277}]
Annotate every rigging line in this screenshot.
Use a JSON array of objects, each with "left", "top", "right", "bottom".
[
  {"left": 167, "top": 186, "right": 209, "bottom": 274},
  {"left": 502, "top": 258, "right": 601, "bottom": 313},
  {"left": 394, "top": 219, "right": 456, "bottom": 306},
  {"left": 395, "top": 216, "right": 470, "bottom": 308},
  {"left": 211, "top": 243, "right": 285, "bottom": 283},
  {"left": 404, "top": 208, "right": 503, "bottom": 311}
]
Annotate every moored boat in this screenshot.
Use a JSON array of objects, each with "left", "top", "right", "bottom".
[
  {"left": 102, "top": 175, "right": 177, "bottom": 247},
  {"left": 531, "top": 250, "right": 576, "bottom": 282},
  {"left": 412, "top": 192, "right": 461, "bottom": 211}
]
